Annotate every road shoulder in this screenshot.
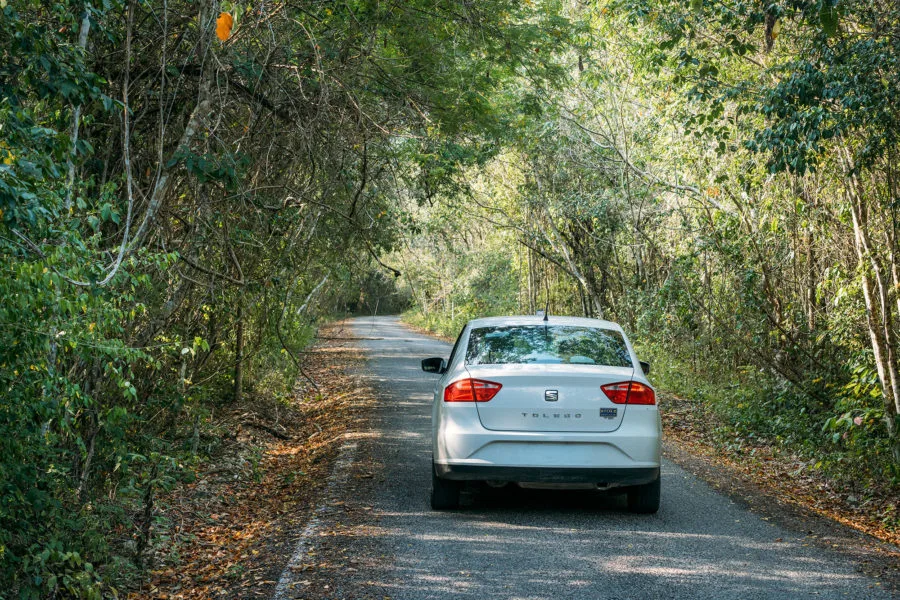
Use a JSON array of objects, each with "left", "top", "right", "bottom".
[{"left": 664, "top": 441, "right": 899, "bottom": 593}]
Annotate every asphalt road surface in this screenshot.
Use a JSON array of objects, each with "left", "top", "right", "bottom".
[{"left": 277, "top": 316, "right": 894, "bottom": 599}]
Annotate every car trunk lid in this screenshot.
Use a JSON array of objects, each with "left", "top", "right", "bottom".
[{"left": 467, "top": 364, "right": 633, "bottom": 433}]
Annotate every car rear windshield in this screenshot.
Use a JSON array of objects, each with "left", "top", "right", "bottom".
[{"left": 465, "top": 325, "right": 632, "bottom": 367}]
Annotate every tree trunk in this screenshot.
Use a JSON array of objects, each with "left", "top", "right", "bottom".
[
  {"left": 843, "top": 150, "right": 900, "bottom": 460},
  {"left": 234, "top": 303, "right": 244, "bottom": 403},
  {"left": 527, "top": 245, "right": 536, "bottom": 314},
  {"left": 541, "top": 206, "right": 604, "bottom": 318},
  {"left": 806, "top": 231, "right": 816, "bottom": 331}
]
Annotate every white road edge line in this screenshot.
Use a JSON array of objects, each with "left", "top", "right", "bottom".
[{"left": 271, "top": 440, "right": 358, "bottom": 600}]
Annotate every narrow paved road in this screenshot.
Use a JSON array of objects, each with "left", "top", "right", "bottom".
[{"left": 279, "top": 316, "right": 894, "bottom": 599}]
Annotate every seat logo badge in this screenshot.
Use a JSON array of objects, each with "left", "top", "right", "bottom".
[
  {"left": 599, "top": 408, "right": 618, "bottom": 419},
  {"left": 544, "top": 390, "right": 559, "bottom": 402}
]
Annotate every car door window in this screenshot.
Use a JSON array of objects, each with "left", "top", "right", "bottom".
[{"left": 445, "top": 327, "right": 466, "bottom": 371}]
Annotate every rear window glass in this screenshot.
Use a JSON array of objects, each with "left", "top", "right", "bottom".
[{"left": 465, "top": 325, "right": 632, "bottom": 367}]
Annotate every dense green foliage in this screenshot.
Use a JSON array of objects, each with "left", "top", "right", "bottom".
[{"left": 400, "top": 0, "right": 900, "bottom": 525}]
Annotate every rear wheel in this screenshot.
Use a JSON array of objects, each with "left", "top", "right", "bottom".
[
  {"left": 431, "top": 463, "right": 461, "bottom": 510},
  {"left": 626, "top": 477, "right": 661, "bottom": 514}
]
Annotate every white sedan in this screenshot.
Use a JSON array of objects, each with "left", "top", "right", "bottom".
[{"left": 421, "top": 315, "right": 661, "bottom": 512}]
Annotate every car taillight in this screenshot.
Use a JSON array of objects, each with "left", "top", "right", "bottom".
[
  {"left": 601, "top": 381, "right": 656, "bottom": 405},
  {"left": 444, "top": 378, "right": 502, "bottom": 402}
]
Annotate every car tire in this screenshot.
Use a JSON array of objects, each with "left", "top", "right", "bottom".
[
  {"left": 431, "top": 464, "right": 461, "bottom": 510},
  {"left": 626, "top": 476, "right": 661, "bottom": 514}
]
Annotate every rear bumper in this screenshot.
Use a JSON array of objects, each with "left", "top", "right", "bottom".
[
  {"left": 433, "top": 404, "right": 662, "bottom": 470},
  {"left": 435, "top": 464, "right": 659, "bottom": 486}
]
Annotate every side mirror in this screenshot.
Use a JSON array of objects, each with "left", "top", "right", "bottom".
[
  {"left": 639, "top": 360, "right": 651, "bottom": 376},
  {"left": 421, "top": 357, "right": 447, "bottom": 374}
]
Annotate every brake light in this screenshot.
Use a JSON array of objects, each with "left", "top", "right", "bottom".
[
  {"left": 444, "top": 378, "right": 502, "bottom": 402},
  {"left": 601, "top": 382, "right": 630, "bottom": 404},
  {"left": 601, "top": 381, "right": 656, "bottom": 405}
]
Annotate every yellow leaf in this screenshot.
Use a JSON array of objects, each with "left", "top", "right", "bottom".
[
  {"left": 216, "top": 12, "right": 234, "bottom": 41},
  {"left": 0, "top": 141, "right": 13, "bottom": 165}
]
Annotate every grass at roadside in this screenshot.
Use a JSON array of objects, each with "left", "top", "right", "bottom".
[
  {"left": 133, "top": 321, "right": 373, "bottom": 599},
  {"left": 403, "top": 311, "right": 464, "bottom": 341}
]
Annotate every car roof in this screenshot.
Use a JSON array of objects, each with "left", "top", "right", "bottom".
[{"left": 466, "top": 315, "right": 624, "bottom": 332}]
